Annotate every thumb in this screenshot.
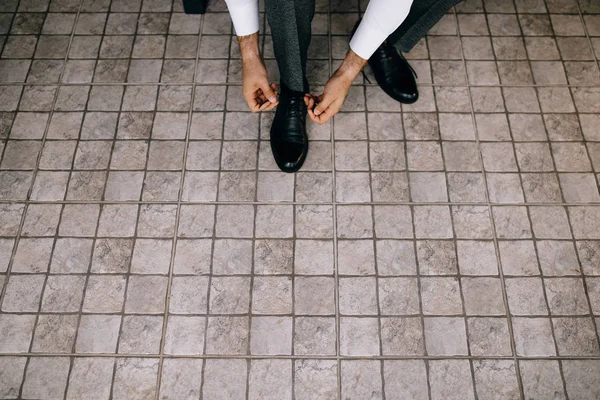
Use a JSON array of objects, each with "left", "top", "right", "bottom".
[
  {"left": 261, "top": 82, "right": 277, "bottom": 103},
  {"left": 314, "top": 95, "right": 331, "bottom": 116}
]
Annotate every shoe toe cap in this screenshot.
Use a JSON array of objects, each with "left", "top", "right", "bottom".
[
  {"left": 272, "top": 142, "right": 306, "bottom": 173},
  {"left": 389, "top": 86, "right": 419, "bottom": 104}
]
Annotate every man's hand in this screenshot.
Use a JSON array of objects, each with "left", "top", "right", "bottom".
[
  {"left": 238, "top": 33, "right": 278, "bottom": 112},
  {"left": 305, "top": 49, "right": 367, "bottom": 125}
]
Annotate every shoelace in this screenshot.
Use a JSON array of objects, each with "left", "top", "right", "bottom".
[{"left": 286, "top": 95, "right": 306, "bottom": 118}]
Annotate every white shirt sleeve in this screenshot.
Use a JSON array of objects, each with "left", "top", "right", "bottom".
[
  {"left": 224, "top": 0, "right": 260, "bottom": 36},
  {"left": 350, "top": 0, "right": 415, "bottom": 60}
]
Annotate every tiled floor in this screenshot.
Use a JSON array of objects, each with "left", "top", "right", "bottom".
[{"left": 0, "top": 0, "right": 600, "bottom": 398}]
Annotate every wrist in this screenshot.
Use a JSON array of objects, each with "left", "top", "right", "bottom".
[
  {"left": 337, "top": 49, "right": 367, "bottom": 81},
  {"left": 238, "top": 32, "right": 261, "bottom": 62}
]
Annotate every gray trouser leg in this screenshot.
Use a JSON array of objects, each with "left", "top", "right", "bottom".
[
  {"left": 389, "top": 0, "right": 463, "bottom": 52},
  {"left": 264, "top": 0, "right": 315, "bottom": 92}
]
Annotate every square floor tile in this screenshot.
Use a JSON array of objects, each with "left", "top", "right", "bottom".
[
  {"left": 341, "top": 360, "right": 382, "bottom": 400},
  {"left": 22, "top": 357, "right": 70, "bottom": 400},
  {"left": 125, "top": 276, "right": 168, "bottom": 314},
  {"left": 91, "top": 238, "right": 133, "bottom": 273},
  {"left": 202, "top": 359, "right": 246, "bottom": 399},
  {"left": 429, "top": 359, "right": 474, "bottom": 400},
  {"left": 248, "top": 359, "right": 292, "bottom": 400},
  {"left": 553, "top": 317, "right": 599, "bottom": 355},
  {"left": 2, "top": 274, "right": 45, "bottom": 312},
  {"left": 118, "top": 315, "right": 163, "bottom": 354},
  {"left": 424, "top": 317, "right": 468, "bottom": 355},
  {"left": 339, "top": 277, "right": 378, "bottom": 315},
  {"left": 562, "top": 360, "right": 600, "bottom": 399},
  {"left": 65, "top": 357, "right": 115, "bottom": 400},
  {"left": 512, "top": 317, "right": 556, "bottom": 356},
  {"left": 456, "top": 240, "right": 498, "bottom": 275},
  {"left": 0, "top": 314, "right": 36, "bottom": 353},
  {"left": 205, "top": 316, "right": 249, "bottom": 355},
  {"left": 462, "top": 277, "right": 505, "bottom": 315},
  {"left": 383, "top": 360, "right": 428, "bottom": 400},
  {"left": 294, "top": 317, "right": 336, "bottom": 356},
  {"left": 421, "top": 277, "right": 462, "bottom": 315},
  {"left": 41, "top": 275, "right": 85, "bottom": 312},
  {"left": 252, "top": 276, "right": 293, "bottom": 314},
  {"left": 468, "top": 317, "right": 512, "bottom": 356},
  {"left": 417, "top": 240, "right": 458, "bottom": 275},
  {"left": 473, "top": 360, "right": 520, "bottom": 400},
  {"left": 295, "top": 277, "right": 335, "bottom": 315},
  {"left": 519, "top": 360, "right": 565, "bottom": 400},
  {"left": 164, "top": 316, "right": 205, "bottom": 355},
  {"left": 169, "top": 275, "right": 209, "bottom": 314},
  {"left": 209, "top": 277, "right": 250, "bottom": 314},
  {"left": 250, "top": 316, "right": 292, "bottom": 355},
  {"left": 112, "top": 358, "right": 158, "bottom": 400},
  {"left": 381, "top": 317, "right": 424, "bottom": 356},
  {"left": 83, "top": 275, "right": 127, "bottom": 313}
]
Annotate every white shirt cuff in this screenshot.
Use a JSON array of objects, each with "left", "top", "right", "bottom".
[
  {"left": 349, "top": 19, "right": 390, "bottom": 60},
  {"left": 226, "top": 0, "right": 260, "bottom": 36}
]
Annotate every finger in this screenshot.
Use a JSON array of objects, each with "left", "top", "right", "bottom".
[
  {"left": 260, "top": 82, "right": 277, "bottom": 103},
  {"left": 261, "top": 100, "right": 278, "bottom": 111},
  {"left": 304, "top": 94, "right": 315, "bottom": 108},
  {"left": 249, "top": 92, "right": 264, "bottom": 112},
  {"left": 251, "top": 101, "right": 263, "bottom": 112},
  {"left": 257, "top": 96, "right": 279, "bottom": 112},
  {"left": 308, "top": 104, "right": 323, "bottom": 124},
  {"left": 244, "top": 92, "right": 259, "bottom": 112},
  {"left": 258, "top": 101, "right": 273, "bottom": 111},
  {"left": 313, "top": 94, "right": 333, "bottom": 116},
  {"left": 308, "top": 110, "right": 320, "bottom": 124},
  {"left": 315, "top": 108, "right": 333, "bottom": 124},
  {"left": 249, "top": 100, "right": 262, "bottom": 113},
  {"left": 257, "top": 93, "right": 268, "bottom": 105},
  {"left": 314, "top": 98, "right": 343, "bottom": 124},
  {"left": 306, "top": 96, "right": 318, "bottom": 121},
  {"left": 260, "top": 84, "right": 279, "bottom": 111}
]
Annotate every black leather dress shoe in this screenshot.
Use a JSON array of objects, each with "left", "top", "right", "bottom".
[
  {"left": 270, "top": 83, "right": 308, "bottom": 173},
  {"left": 369, "top": 40, "right": 419, "bottom": 104},
  {"left": 351, "top": 21, "right": 419, "bottom": 104}
]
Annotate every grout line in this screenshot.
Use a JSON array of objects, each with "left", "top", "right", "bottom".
[
  {"left": 58, "top": 11, "right": 116, "bottom": 399},
  {"left": 4, "top": 80, "right": 600, "bottom": 88},
  {"left": 455, "top": 6, "right": 525, "bottom": 399},
  {"left": 355, "top": 2, "right": 390, "bottom": 396},
  {"left": 101, "top": 39, "right": 141, "bottom": 400},
  {"left": 403, "top": 27, "right": 434, "bottom": 400},
  {"left": 444, "top": 10, "right": 480, "bottom": 400},
  {"left": 155, "top": 10, "right": 205, "bottom": 400},
  {"left": 324, "top": 0, "right": 344, "bottom": 398},
  {"left": 242, "top": 12, "right": 267, "bottom": 399},
  {"left": 199, "top": 11, "right": 236, "bottom": 400},
  {"left": 60, "top": 4, "right": 112, "bottom": 394},
  {"left": 102, "top": 1, "right": 147, "bottom": 396},
  {"left": 3, "top": 352, "right": 600, "bottom": 360},
  {"left": 5, "top": 271, "right": 598, "bottom": 281},
  {"left": 1, "top": 199, "right": 600, "bottom": 206},
  {"left": 514, "top": 4, "right": 577, "bottom": 397},
  {"left": 0, "top": 310, "right": 595, "bottom": 318}
]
